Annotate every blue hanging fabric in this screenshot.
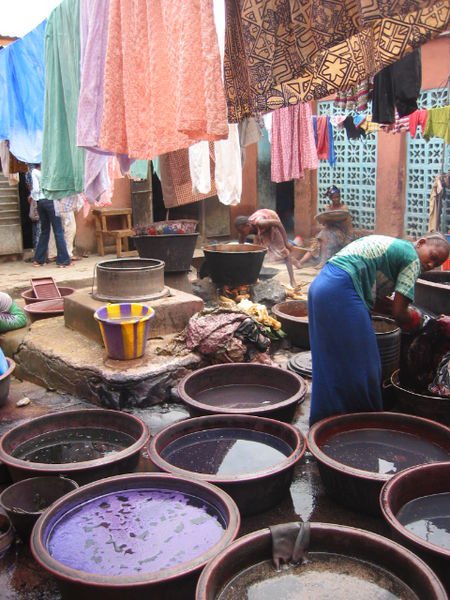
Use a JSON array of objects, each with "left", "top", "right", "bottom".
[
  {"left": 0, "top": 20, "right": 46, "bottom": 163},
  {"left": 327, "top": 117, "right": 336, "bottom": 167}
]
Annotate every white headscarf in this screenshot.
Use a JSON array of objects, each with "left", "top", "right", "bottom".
[{"left": 0, "top": 293, "right": 13, "bottom": 313}]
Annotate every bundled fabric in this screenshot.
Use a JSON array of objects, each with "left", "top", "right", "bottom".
[
  {"left": 271, "top": 103, "right": 318, "bottom": 183},
  {"left": 400, "top": 317, "right": 450, "bottom": 394},
  {"left": 429, "top": 351, "right": 450, "bottom": 397},
  {"left": 0, "top": 21, "right": 46, "bottom": 163},
  {"left": 41, "top": 0, "right": 85, "bottom": 199},
  {"left": 223, "top": 0, "right": 449, "bottom": 122},
  {"left": 372, "top": 50, "right": 422, "bottom": 124},
  {"left": 98, "top": 0, "right": 228, "bottom": 159}
]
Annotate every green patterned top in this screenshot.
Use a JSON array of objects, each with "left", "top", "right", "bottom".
[{"left": 329, "top": 235, "right": 420, "bottom": 310}]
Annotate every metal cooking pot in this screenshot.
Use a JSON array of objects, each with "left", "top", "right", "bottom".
[
  {"left": 202, "top": 244, "right": 267, "bottom": 287},
  {"left": 93, "top": 258, "right": 168, "bottom": 302}
]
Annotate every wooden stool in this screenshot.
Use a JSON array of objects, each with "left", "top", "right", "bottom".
[{"left": 92, "top": 208, "right": 134, "bottom": 257}]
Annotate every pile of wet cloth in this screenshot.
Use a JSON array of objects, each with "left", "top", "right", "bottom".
[
  {"left": 400, "top": 315, "right": 450, "bottom": 397},
  {"left": 157, "top": 306, "right": 278, "bottom": 364}
]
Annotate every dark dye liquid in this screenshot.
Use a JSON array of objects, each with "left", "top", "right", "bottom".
[
  {"left": 48, "top": 488, "right": 225, "bottom": 575},
  {"left": 321, "top": 429, "right": 449, "bottom": 475},
  {"left": 396, "top": 492, "right": 450, "bottom": 550},
  {"left": 218, "top": 553, "right": 417, "bottom": 600},
  {"left": 195, "top": 384, "right": 287, "bottom": 409},
  {"left": 12, "top": 427, "right": 136, "bottom": 464},
  {"left": 160, "top": 428, "right": 292, "bottom": 476}
]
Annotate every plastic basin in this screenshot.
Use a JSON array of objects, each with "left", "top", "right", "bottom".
[
  {"left": 178, "top": 363, "right": 306, "bottom": 423},
  {"left": 307, "top": 411, "right": 450, "bottom": 515},
  {"left": 195, "top": 523, "right": 447, "bottom": 599},
  {"left": 148, "top": 414, "right": 306, "bottom": 516},
  {"left": 30, "top": 473, "right": 240, "bottom": 600},
  {"left": 0, "top": 409, "right": 149, "bottom": 485}
]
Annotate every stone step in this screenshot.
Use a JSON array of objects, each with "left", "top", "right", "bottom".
[{"left": 7, "top": 317, "right": 202, "bottom": 408}]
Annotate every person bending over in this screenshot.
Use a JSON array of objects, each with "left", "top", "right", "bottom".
[
  {"left": 308, "top": 232, "right": 449, "bottom": 425},
  {"left": 235, "top": 209, "right": 299, "bottom": 287}
]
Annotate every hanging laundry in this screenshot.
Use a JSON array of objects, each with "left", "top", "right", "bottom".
[
  {"left": 98, "top": 0, "right": 228, "bottom": 160},
  {"left": 327, "top": 118, "right": 336, "bottom": 167},
  {"left": 223, "top": 0, "right": 449, "bottom": 122},
  {"left": 159, "top": 148, "right": 217, "bottom": 209},
  {"left": 77, "top": 0, "right": 133, "bottom": 203},
  {"left": 428, "top": 175, "right": 444, "bottom": 232},
  {"left": 343, "top": 116, "right": 366, "bottom": 140},
  {"left": 0, "top": 21, "right": 46, "bottom": 163},
  {"left": 334, "top": 79, "right": 372, "bottom": 112},
  {"left": 238, "top": 117, "right": 262, "bottom": 165},
  {"left": 424, "top": 106, "right": 450, "bottom": 144},
  {"left": 380, "top": 113, "right": 411, "bottom": 134},
  {"left": 214, "top": 124, "right": 242, "bottom": 206},
  {"left": 189, "top": 142, "right": 211, "bottom": 195},
  {"left": 313, "top": 116, "right": 329, "bottom": 160},
  {"left": 359, "top": 116, "right": 381, "bottom": 135},
  {"left": 372, "top": 50, "right": 422, "bottom": 124},
  {"left": 130, "top": 160, "right": 149, "bottom": 181},
  {"left": 409, "top": 109, "right": 428, "bottom": 138},
  {"left": 41, "top": 0, "right": 85, "bottom": 200},
  {"left": 271, "top": 103, "right": 318, "bottom": 183}
]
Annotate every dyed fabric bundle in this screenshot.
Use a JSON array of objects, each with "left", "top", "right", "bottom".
[
  {"left": 223, "top": 0, "right": 450, "bottom": 121},
  {"left": 99, "top": 0, "right": 228, "bottom": 159}
]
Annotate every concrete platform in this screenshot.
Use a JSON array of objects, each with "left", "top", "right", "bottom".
[
  {"left": 65, "top": 287, "right": 204, "bottom": 345},
  {"left": 10, "top": 317, "right": 203, "bottom": 409}
]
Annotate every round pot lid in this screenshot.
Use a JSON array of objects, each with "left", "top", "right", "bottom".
[{"left": 287, "top": 351, "right": 312, "bottom": 378}]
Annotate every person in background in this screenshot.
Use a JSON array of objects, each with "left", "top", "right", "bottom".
[
  {"left": 24, "top": 166, "right": 41, "bottom": 262},
  {"left": 298, "top": 185, "right": 352, "bottom": 268},
  {"left": 0, "top": 292, "right": 27, "bottom": 334},
  {"left": 30, "top": 165, "right": 71, "bottom": 268},
  {"left": 235, "top": 209, "right": 300, "bottom": 287},
  {"left": 308, "top": 232, "right": 450, "bottom": 425},
  {"left": 48, "top": 195, "right": 84, "bottom": 262}
]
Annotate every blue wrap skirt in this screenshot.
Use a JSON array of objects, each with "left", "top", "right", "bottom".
[{"left": 308, "top": 263, "right": 382, "bottom": 425}]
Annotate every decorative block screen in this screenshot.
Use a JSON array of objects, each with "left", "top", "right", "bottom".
[
  {"left": 405, "top": 87, "right": 450, "bottom": 237},
  {"left": 317, "top": 100, "right": 377, "bottom": 230}
]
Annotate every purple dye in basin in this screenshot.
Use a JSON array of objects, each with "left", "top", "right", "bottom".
[
  {"left": 322, "top": 429, "right": 450, "bottom": 474},
  {"left": 47, "top": 489, "right": 225, "bottom": 575},
  {"left": 194, "top": 384, "right": 287, "bottom": 409},
  {"left": 160, "top": 428, "right": 292, "bottom": 476}
]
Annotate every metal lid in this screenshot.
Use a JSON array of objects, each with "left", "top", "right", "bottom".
[{"left": 287, "top": 351, "right": 312, "bottom": 378}]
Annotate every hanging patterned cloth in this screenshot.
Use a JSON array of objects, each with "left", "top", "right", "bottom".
[
  {"left": 271, "top": 103, "right": 318, "bottom": 183},
  {"left": 223, "top": 0, "right": 450, "bottom": 122}
]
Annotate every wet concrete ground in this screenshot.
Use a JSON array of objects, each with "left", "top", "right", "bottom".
[{"left": 0, "top": 366, "right": 390, "bottom": 600}]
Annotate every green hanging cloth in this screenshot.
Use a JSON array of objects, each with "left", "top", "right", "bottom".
[{"left": 41, "top": 0, "right": 85, "bottom": 199}]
